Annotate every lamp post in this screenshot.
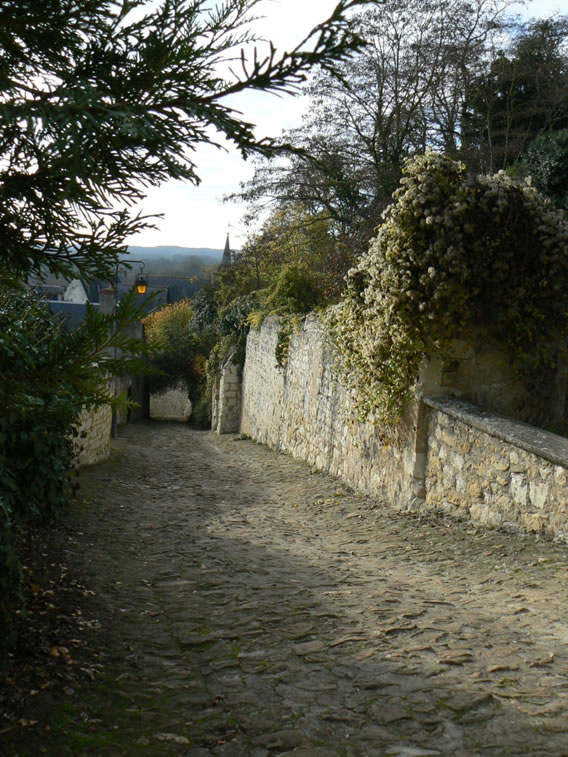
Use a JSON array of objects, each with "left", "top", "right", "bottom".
[
  {"left": 111, "top": 259, "right": 147, "bottom": 438},
  {"left": 135, "top": 268, "right": 148, "bottom": 295}
]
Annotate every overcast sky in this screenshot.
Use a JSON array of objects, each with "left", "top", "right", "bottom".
[{"left": 125, "top": 0, "right": 566, "bottom": 251}]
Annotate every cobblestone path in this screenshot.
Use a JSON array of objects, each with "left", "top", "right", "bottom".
[{"left": 7, "top": 422, "right": 568, "bottom": 756}]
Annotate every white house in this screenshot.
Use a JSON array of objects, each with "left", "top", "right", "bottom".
[{"left": 62, "top": 278, "right": 89, "bottom": 304}]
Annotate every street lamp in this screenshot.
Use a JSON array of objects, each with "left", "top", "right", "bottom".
[
  {"left": 113, "top": 259, "right": 147, "bottom": 296},
  {"left": 136, "top": 273, "right": 148, "bottom": 294}
]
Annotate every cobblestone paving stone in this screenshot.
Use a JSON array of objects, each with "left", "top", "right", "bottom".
[{"left": 11, "top": 421, "right": 568, "bottom": 755}]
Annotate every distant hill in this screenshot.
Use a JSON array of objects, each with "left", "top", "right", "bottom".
[{"left": 127, "top": 245, "right": 223, "bottom": 262}]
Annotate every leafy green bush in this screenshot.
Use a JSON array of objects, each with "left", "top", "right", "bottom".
[
  {"left": 0, "top": 294, "right": 80, "bottom": 656},
  {"left": 204, "top": 294, "right": 261, "bottom": 414},
  {"left": 250, "top": 265, "right": 326, "bottom": 367},
  {"left": 263, "top": 264, "right": 325, "bottom": 316},
  {"left": 328, "top": 152, "right": 568, "bottom": 428},
  {"left": 143, "top": 300, "right": 216, "bottom": 402},
  {"left": 218, "top": 293, "right": 261, "bottom": 338},
  {"left": 519, "top": 129, "right": 568, "bottom": 210},
  {"left": 0, "top": 288, "right": 154, "bottom": 658}
]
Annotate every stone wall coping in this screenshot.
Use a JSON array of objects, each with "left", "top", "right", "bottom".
[{"left": 423, "top": 395, "right": 568, "bottom": 469}]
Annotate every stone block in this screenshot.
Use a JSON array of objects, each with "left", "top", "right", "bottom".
[
  {"left": 539, "top": 465, "right": 553, "bottom": 480},
  {"left": 455, "top": 440, "right": 471, "bottom": 454},
  {"left": 466, "top": 480, "right": 483, "bottom": 499},
  {"left": 496, "top": 494, "right": 513, "bottom": 511},
  {"left": 452, "top": 452, "right": 465, "bottom": 469},
  {"left": 441, "top": 430, "right": 456, "bottom": 447},
  {"left": 494, "top": 473, "right": 510, "bottom": 487},
  {"left": 527, "top": 463, "right": 540, "bottom": 479},
  {"left": 493, "top": 459, "right": 510, "bottom": 472},
  {"left": 471, "top": 502, "right": 505, "bottom": 527},
  {"left": 529, "top": 481, "right": 549, "bottom": 510},
  {"left": 522, "top": 513, "right": 546, "bottom": 533},
  {"left": 469, "top": 503, "right": 488, "bottom": 523},
  {"left": 554, "top": 466, "right": 568, "bottom": 486},
  {"left": 487, "top": 509, "right": 504, "bottom": 527},
  {"left": 510, "top": 473, "right": 528, "bottom": 506}
]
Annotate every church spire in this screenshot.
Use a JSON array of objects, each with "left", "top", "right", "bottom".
[{"left": 221, "top": 233, "right": 232, "bottom": 266}]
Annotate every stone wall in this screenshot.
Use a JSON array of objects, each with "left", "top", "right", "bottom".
[
  {"left": 424, "top": 327, "right": 568, "bottom": 432},
  {"left": 423, "top": 397, "right": 568, "bottom": 541},
  {"left": 240, "top": 316, "right": 421, "bottom": 504},
  {"left": 426, "top": 329, "right": 527, "bottom": 420},
  {"left": 234, "top": 315, "right": 568, "bottom": 542},
  {"left": 211, "top": 356, "right": 242, "bottom": 434},
  {"left": 74, "top": 403, "right": 112, "bottom": 466}
]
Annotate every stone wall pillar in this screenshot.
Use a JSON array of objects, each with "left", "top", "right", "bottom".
[
  {"left": 73, "top": 403, "right": 112, "bottom": 466},
  {"left": 212, "top": 354, "right": 242, "bottom": 434},
  {"left": 211, "top": 375, "right": 221, "bottom": 432}
]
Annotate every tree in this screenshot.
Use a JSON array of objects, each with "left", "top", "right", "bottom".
[
  {"left": 216, "top": 204, "right": 343, "bottom": 305},
  {"left": 142, "top": 299, "right": 216, "bottom": 406},
  {"left": 462, "top": 17, "right": 568, "bottom": 171},
  {"left": 0, "top": 0, "right": 372, "bottom": 283},
  {"left": 519, "top": 128, "right": 568, "bottom": 209},
  {"left": 231, "top": 0, "right": 515, "bottom": 257}
]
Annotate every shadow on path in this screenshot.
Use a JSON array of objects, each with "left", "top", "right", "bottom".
[{"left": 3, "top": 421, "right": 568, "bottom": 756}]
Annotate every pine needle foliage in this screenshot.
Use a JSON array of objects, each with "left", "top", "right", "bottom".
[{"left": 0, "top": 0, "right": 373, "bottom": 282}]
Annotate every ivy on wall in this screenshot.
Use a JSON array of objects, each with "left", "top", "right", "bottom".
[{"left": 327, "top": 152, "right": 568, "bottom": 428}]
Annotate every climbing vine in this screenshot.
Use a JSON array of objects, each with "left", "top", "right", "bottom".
[
  {"left": 248, "top": 264, "right": 327, "bottom": 366},
  {"left": 327, "top": 152, "right": 568, "bottom": 427},
  {"left": 205, "top": 293, "right": 260, "bottom": 413}
]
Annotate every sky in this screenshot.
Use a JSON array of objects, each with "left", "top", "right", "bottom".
[{"left": 125, "top": 0, "right": 566, "bottom": 252}]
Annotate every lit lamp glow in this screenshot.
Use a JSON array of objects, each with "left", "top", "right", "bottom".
[{"left": 135, "top": 274, "right": 148, "bottom": 295}]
